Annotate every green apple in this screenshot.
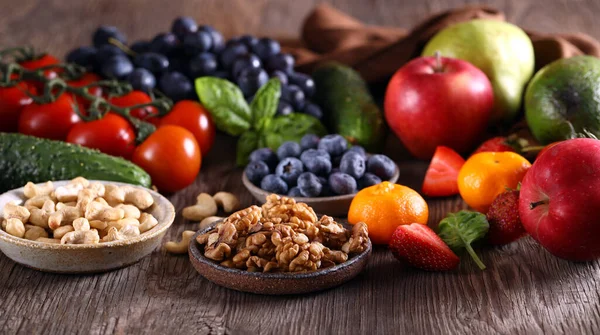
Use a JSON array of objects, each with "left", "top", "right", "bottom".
[
  {"left": 525, "top": 56, "right": 600, "bottom": 144},
  {"left": 422, "top": 19, "right": 535, "bottom": 124}
]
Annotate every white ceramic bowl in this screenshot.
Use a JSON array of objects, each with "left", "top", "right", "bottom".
[{"left": 0, "top": 180, "right": 175, "bottom": 274}]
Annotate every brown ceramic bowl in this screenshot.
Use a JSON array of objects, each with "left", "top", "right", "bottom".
[
  {"left": 242, "top": 163, "right": 399, "bottom": 217},
  {"left": 0, "top": 180, "right": 175, "bottom": 274},
  {"left": 189, "top": 220, "right": 372, "bottom": 295}
]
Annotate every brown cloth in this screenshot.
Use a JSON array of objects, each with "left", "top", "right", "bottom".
[{"left": 284, "top": 4, "right": 600, "bottom": 83}]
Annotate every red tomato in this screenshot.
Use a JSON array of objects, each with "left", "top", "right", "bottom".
[
  {"left": 19, "top": 54, "right": 60, "bottom": 90},
  {"left": 67, "top": 73, "right": 103, "bottom": 109},
  {"left": 109, "top": 91, "right": 160, "bottom": 125},
  {"left": 421, "top": 146, "right": 465, "bottom": 197},
  {"left": 18, "top": 94, "right": 81, "bottom": 140},
  {"left": 66, "top": 113, "right": 136, "bottom": 159},
  {"left": 159, "top": 100, "right": 216, "bottom": 157},
  {"left": 0, "top": 82, "right": 35, "bottom": 132},
  {"left": 132, "top": 125, "right": 201, "bottom": 193}
]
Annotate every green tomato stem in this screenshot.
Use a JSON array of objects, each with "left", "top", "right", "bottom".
[{"left": 464, "top": 243, "right": 486, "bottom": 270}]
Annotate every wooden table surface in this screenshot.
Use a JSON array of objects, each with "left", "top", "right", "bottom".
[{"left": 1, "top": 0, "right": 600, "bottom": 334}]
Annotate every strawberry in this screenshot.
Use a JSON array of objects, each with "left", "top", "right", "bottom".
[
  {"left": 486, "top": 190, "right": 526, "bottom": 245},
  {"left": 389, "top": 223, "right": 460, "bottom": 271},
  {"left": 422, "top": 146, "right": 465, "bottom": 197},
  {"left": 473, "top": 136, "right": 515, "bottom": 155}
]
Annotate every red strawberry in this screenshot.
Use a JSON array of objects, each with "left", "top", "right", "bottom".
[
  {"left": 389, "top": 223, "right": 460, "bottom": 271},
  {"left": 473, "top": 136, "right": 515, "bottom": 155},
  {"left": 422, "top": 146, "right": 465, "bottom": 197},
  {"left": 486, "top": 190, "right": 526, "bottom": 245}
]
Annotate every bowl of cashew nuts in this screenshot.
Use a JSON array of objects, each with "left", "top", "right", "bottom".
[{"left": 0, "top": 177, "right": 175, "bottom": 273}]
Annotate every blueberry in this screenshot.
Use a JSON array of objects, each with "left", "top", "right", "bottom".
[
  {"left": 281, "top": 85, "right": 305, "bottom": 110},
  {"left": 220, "top": 43, "right": 249, "bottom": 69},
  {"left": 100, "top": 55, "right": 133, "bottom": 79},
  {"left": 249, "top": 148, "right": 278, "bottom": 170},
  {"left": 172, "top": 16, "right": 198, "bottom": 41},
  {"left": 346, "top": 145, "right": 367, "bottom": 158},
  {"left": 252, "top": 38, "right": 281, "bottom": 61},
  {"left": 339, "top": 151, "right": 366, "bottom": 179},
  {"left": 300, "top": 134, "right": 319, "bottom": 150},
  {"left": 225, "top": 37, "right": 241, "bottom": 47},
  {"left": 133, "top": 52, "right": 170, "bottom": 75},
  {"left": 367, "top": 154, "right": 396, "bottom": 180},
  {"left": 277, "top": 141, "right": 301, "bottom": 160},
  {"left": 236, "top": 67, "right": 268, "bottom": 98},
  {"left": 66, "top": 46, "right": 97, "bottom": 70},
  {"left": 318, "top": 176, "right": 328, "bottom": 185},
  {"left": 287, "top": 187, "right": 304, "bottom": 197},
  {"left": 300, "top": 149, "right": 331, "bottom": 176},
  {"left": 212, "top": 70, "right": 230, "bottom": 80},
  {"left": 331, "top": 167, "right": 340, "bottom": 174},
  {"left": 199, "top": 25, "right": 224, "bottom": 53},
  {"left": 130, "top": 40, "right": 151, "bottom": 54},
  {"left": 270, "top": 70, "right": 288, "bottom": 85},
  {"left": 357, "top": 173, "right": 382, "bottom": 189},
  {"left": 276, "top": 100, "right": 293, "bottom": 116},
  {"left": 187, "top": 52, "right": 218, "bottom": 77},
  {"left": 159, "top": 71, "right": 193, "bottom": 101},
  {"left": 168, "top": 55, "right": 189, "bottom": 74},
  {"left": 95, "top": 44, "right": 124, "bottom": 64},
  {"left": 321, "top": 183, "right": 335, "bottom": 197},
  {"left": 231, "top": 53, "right": 261, "bottom": 78},
  {"left": 93, "top": 25, "right": 127, "bottom": 48},
  {"left": 261, "top": 174, "right": 288, "bottom": 195},
  {"left": 297, "top": 172, "right": 322, "bottom": 197},
  {"left": 288, "top": 72, "right": 316, "bottom": 98},
  {"left": 127, "top": 68, "right": 156, "bottom": 92},
  {"left": 275, "top": 157, "right": 304, "bottom": 187},
  {"left": 266, "top": 53, "right": 294, "bottom": 74},
  {"left": 239, "top": 35, "right": 258, "bottom": 49},
  {"left": 302, "top": 103, "right": 323, "bottom": 120},
  {"left": 183, "top": 31, "right": 213, "bottom": 55},
  {"left": 328, "top": 172, "right": 357, "bottom": 195},
  {"left": 245, "top": 161, "right": 270, "bottom": 186},
  {"left": 150, "top": 33, "right": 179, "bottom": 55},
  {"left": 318, "top": 134, "right": 348, "bottom": 157}
]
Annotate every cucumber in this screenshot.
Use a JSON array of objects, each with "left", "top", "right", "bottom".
[
  {"left": 312, "top": 62, "right": 386, "bottom": 152},
  {"left": 0, "top": 133, "right": 151, "bottom": 192}
]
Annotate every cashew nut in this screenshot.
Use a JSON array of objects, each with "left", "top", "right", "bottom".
[
  {"left": 182, "top": 193, "right": 218, "bottom": 221},
  {"left": 88, "top": 182, "right": 105, "bottom": 197},
  {"left": 56, "top": 202, "right": 77, "bottom": 210},
  {"left": 213, "top": 192, "right": 240, "bottom": 213},
  {"left": 116, "top": 204, "right": 141, "bottom": 219},
  {"left": 3, "top": 202, "right": 31, "bottom": 222},
  {"left": 24, "top": 226, "right": 49, "bottom": 240},
  {"left": 24, "top": 181, "right": 54, "bottom": 198},
  {"left": 72, "top": 218, "right": 90, "bottom": 231},
  {"left": 199, "top": 216, "right": 224, "bottom": 230},
  {"left": 25, "top": 195, "right": 54, "bottom": 208},
  {"left": 101, "top": 227, "right": 121, "bottom": 242},
  {"left": 164, "top": 230, "right": 196, "bottom": 254},
  {"left": 61, "top": 229, "right": 100, "bottom": 244},
  {"left": 139, "top": 213, "right": 158, "bottom": 233},
  {"left": 53, "top": 225, "right": 74, "bottom": 239},
  {"left": 89, "top": 220, "right": 108, "bottom": 230},
  {"left": 106, "top": 186, "right": 154, "bottom": 209},
  {"left": 120, "top": 224, "right": 140, "bottom": 238},
  {"left": 54, "top": 182, "right": 86, "bottom": 203},
  {"left": 5, "top": 218, "right": 25, "bottom": 238},
  {"left": 107, "top": 218, "right": 139, "bottom": 230},
  {"left": 48, "top": 206, "right": 80, "bottom": 230},
  {"left": 36, "top": 237, "right": 60, "bottom": 244},
  {"left": 29, "top": 200, "right": 56, "bottom": 228},
  {"left": 85, "top": 201, "right": 124, "bottom": 222}
]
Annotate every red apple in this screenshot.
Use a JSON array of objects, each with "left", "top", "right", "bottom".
[
  {"left": 519, "top": 138, "right": 600, "bottom": 261},
  {"left": 384, "top": 55, "right": 493, "bottom": 159}
]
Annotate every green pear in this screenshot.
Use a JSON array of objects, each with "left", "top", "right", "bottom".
[{"left": 422, "top": 19, "right": 535, "bottom": 124}]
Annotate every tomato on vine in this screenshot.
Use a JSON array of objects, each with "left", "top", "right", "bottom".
[
  {"left": 66, "top": 113, "right": 136, "bottom": 159},
  {"left": 159, "top": 100, "right": 216, "bottom": 157},
  {"left": 132, "top": 125, "right": 201, "bottom": 193},
  {"left": 0, "top": 82, "right": 35, "bottom": 132},
  {"left": 109, "top": 91, "right": 160, "bottom": 126},
  {"left": 18, "top": 93, "right": 81, "bottom": 140},
  {"left": 67, "top": 73, "right": 103, "bottom": 109},
  {"left": 19, "top": 54, "right": 60, "bottom": 89}
]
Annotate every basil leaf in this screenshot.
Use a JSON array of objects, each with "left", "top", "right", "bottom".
[
  {"left": 251, "top": 78, "right": 281, "bottom": 130},
  {"left": 261, "top": 113, "right": 328, "bottom": 151},
  {"left": 195, "top": 77, "right": 252, "bottom": 136},
  {"left": 236, "top": 130, "right": 260, "bottom": 166},
  {"left": 437, "top": 210, "right": 489, "bottom": 270}
]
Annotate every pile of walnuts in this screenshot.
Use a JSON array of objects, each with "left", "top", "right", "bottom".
[{"left": 196, "top": 194, "right": 369, "bottom": 273}]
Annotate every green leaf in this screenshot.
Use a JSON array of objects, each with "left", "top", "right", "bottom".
[
  {"left": 260, "top": 113, "right": 328, "bottom": 151},
  {"left": 250, "top": 78, "right": 280, "bottom": 130},
  {"left": 195, "top": 77, "right": 252, "bottom": 136},
  {"left": 236, "top": 131, "right": 260, "bottom": 166},
  {"left": 437, "top": 210, "right": 489, "bottom": 270}
]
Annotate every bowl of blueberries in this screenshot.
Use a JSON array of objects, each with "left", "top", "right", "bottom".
[{"left": 243, "top": 134, "right": 399, "bottom": 217}]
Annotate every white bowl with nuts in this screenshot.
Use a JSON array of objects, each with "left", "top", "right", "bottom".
[{"left": 0, "top": 178, "right": 175, "bottom": 273}]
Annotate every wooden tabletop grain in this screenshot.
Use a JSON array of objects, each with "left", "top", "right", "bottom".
[{"left": 1, "top": 0, "right": 600, "bottom": 334}]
